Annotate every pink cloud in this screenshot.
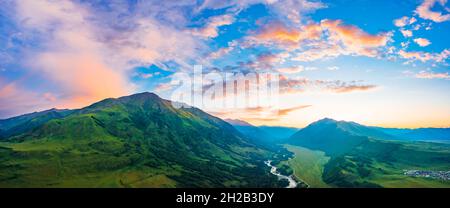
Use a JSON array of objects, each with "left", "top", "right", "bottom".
[
  {"left": 415, "top": 0, "right": 450, "bottom": 22},
  {"left": 190, "top": 14, "right": 234, "bottom": 38},
  {"left": 400, "top": 29, "right": 413, "bottom": 37},
  {"left": 413, "top": 38, "right": 431, "bottom": 47},
  {"left": 394, "top": 16, "right": 417, "bottom": 27},
  {"left": 398, "top": 49, "right": 449, "bottom": 63}
]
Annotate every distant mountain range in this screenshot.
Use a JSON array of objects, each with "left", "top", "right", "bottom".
[
  {"left": 288, "top": 118, "right": 450, "bottom": 187},
  {"left": 224, "top": 119, "right": 298, "bottom": 143},
  {"left": 0, "top": 92, "right": 282, "bottom": 188}
]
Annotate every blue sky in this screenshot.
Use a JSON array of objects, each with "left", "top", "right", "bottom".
[{"left": 0, "top": 0, "right": 449, "bottom": 128}]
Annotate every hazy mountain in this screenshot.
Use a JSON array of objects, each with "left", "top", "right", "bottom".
[
  {"left": 258, "top": 126, "right": 299, "bottom": 140},
  {"left": 0, "top": 92, "right": 281, "bottom": 188},
  {"left": 225, "top": 119, "right": 299, "bottom": 142},
  {"left": 376, "top": 127, "right": 450, "bottom": 143},
  {"left": 224, "top": 119, "right": 275, "bottom": 142}
]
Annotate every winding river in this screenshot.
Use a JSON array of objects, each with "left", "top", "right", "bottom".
[{"left": 264, "top": 160, "right": 299, "bottom": 188}]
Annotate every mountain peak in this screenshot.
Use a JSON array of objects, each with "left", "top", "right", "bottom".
[
  {"left": 119, "top": 92, "right": 160, "bottom": 100},
  {"left": 310, "top": 118, "right": 338, "bottom": 126},
  {"left": 225, "top": 119, "right": 254, "bottom": 126}
]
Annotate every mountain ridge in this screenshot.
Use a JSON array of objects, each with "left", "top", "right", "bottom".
[{"left": 0, "top": 92, "right": 281, "bottom": 187}]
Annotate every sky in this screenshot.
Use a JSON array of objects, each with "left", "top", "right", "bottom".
[{"left": 0, "top": 0, "right": 449, "bottom": 128}]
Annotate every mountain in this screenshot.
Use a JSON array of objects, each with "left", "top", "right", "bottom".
[
  {"left": 376, "top": 127, "right": 450, "bottom": 143},
  {"left": 224, "top": 119, "right": 275, "bottom": 142},
  {"left": 0, "top": 92, "right": 281, "bottom": 188},
  {"left": 258, "top": 126, "right": 299, "bottom": 140},
  {"left": 288, "top": 118, "right": 450, "bottom": 187},
  {"left": 288, "top": 118, "right": 372, "bottom": 155},
  {"left": 225, "top": 119, "right": 298, "bottom": 143},
  {"left": 0, "top": 108, "right": 74, "bottom": 138}
]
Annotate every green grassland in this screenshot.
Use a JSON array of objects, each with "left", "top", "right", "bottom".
[
  {"left": 321, "top": 140, "right": 450, "bottom": 188},
  {"left": 283, "top": 145, "right": 331, "bottom": 188}
]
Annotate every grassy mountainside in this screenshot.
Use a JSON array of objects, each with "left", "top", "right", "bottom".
[
  {"left": 0, "top": 109, "right": 74, "bottom": 138},
  {"left": 0, "top": 92, "right": 281, "bottom": 188},
  {"left": 288, "top": 118, "right": 450, "bottom": 187}
]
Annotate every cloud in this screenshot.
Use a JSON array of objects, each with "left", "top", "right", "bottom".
[
  {"left": 252, "top": 22, "right": 322, "bottom": 49},
  {"left": 415, "top": 0, "right": 450, "bottom": 22},
  {"left": 2, "top": 0, "right": 205, "bottom": 116},
  {"left": 394, "top": 16, "right": 417, "bottom": 27},
  {"left": 207, "top": 41, "right": 238, "bottom": 60},
  {"left": 400, "top": 29, "right": 413, "bottom": 37},
  {"left": 413, "top": 38, "right": 431, "bottom": 47},
  {"left": 279, "top": 76, "right": 377, "bottom": 94},
  {"left": 415, "top": 70, "right": 450, "bottom": 79},
  {"left": 326, "top": 82, "right": 377, "bottom": 93},
  {"left": 327, "top": 66, "right": 339, "bottom": 71},
  {"left": 277, "top": 66, "right": 305, "bottom": 74},
  {"left": 155, "top": 82, "right": 177, "bottom": 92},
  {"left": 208, "top": 104, "right": 312, "bottom": 122},
  {"left": 250, "top": 19, "right": 391, "bottom": 61},
  {"left": 398, "top": 49, "right": 449, "bottom": 63},
  {"left": 190, "top": 14, "right": 234, "bottom": 38},
  {"left": 278, "top": 105, "right": 312, "bottom": 115},
  {"left": 321, "top": 19, "right": 391, "bottom": 53},
  {"left": 0, "top": 80, "right": 54, "bottom": 118}
]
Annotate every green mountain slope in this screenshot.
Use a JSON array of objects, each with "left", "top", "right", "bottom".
[
  {"left": 288, "top": 118, "right": 450, "bottom": 187},
  {"left": 0, "top": 108, "right": 74, "bottom": 138},
  {"left": 0, "top": 92, "right": 281, "bottom": 188}
]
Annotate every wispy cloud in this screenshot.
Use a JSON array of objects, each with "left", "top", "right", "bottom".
[
  {"left": 398, "top": 49, "right": 449, "bottom": 63},
  {"left": 415, "top": 70, "right": 450, "bottom": 79},
  {"left": 190, "top": 14, "right": 235, "bottom": 38}
]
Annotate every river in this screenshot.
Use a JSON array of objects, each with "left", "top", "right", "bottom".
[{"left": 264, "top": 160, "right": 299, "bottom": 188}]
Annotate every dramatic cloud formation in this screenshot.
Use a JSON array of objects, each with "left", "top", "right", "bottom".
[
  {"left": 250, "top": 19, "right": 391, "bottom": 61},
  {"left": 415, "top": 0, "right": 450, "bottom": 22},
  {"left": 1, "top": 0, "right": 205, "bottom": 115}
]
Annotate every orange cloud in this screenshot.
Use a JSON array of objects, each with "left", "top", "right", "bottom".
[
  {"left": 251, "top": 19, "right": 391, "bottom": 61},
  {"left": 209, "top": 104, "right": 311, "bottom": 122},
  {"left": 0, "top": 80, "right": 54, "bottom": 118},
  {"left": 413, "top": 38, "right": 431, "bottom": 47},
  {"left": 320, "top": 19, "right": 391, "bottom": 57},
  {"left": 253, "top": 22, "right": 322, "bottom": 48}
]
